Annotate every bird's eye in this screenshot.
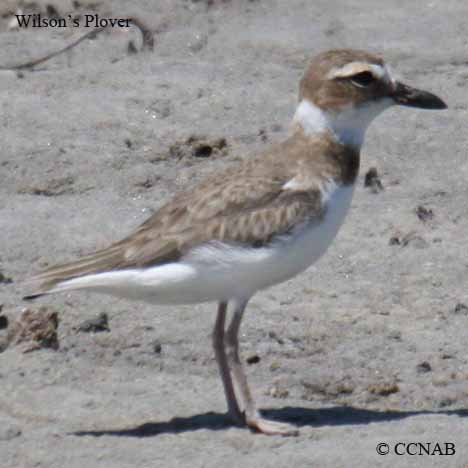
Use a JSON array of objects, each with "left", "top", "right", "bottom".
[{"left": 350, "top": 71, "right": 376, "bottom": 87}]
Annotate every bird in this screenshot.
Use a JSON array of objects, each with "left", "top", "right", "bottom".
[{"left": 24, "top": 49, "right": 447, "bottom": 436}]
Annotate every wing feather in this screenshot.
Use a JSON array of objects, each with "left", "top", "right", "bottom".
[{"left": 25, "top": 162, "right": 326, "bottom": 297}]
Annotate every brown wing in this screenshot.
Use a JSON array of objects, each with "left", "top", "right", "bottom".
[
  {"left": 122, "top": 181, "right": 324, "bottom": 266},
  {"left": 25, "top": 170, "right": 324, "bottom": 297}
]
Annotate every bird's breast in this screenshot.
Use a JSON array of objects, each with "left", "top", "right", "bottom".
[{"left": 272, "top": 181, "right": 355, "bottom": 276}]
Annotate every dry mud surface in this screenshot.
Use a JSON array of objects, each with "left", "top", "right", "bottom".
[{"left": 1, "top": 1, "right": 467, "bottom": 467}]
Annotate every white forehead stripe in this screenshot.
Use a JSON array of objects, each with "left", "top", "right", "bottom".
[
  {"left": 328, "top": 62, "right": 390, "bottom": 82},
  {"left": 368, "top": 64, "right": 386, "bottom": 79}
]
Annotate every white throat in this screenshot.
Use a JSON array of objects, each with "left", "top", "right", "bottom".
[{"left": 293, "top": 98, "right": 392, "bottom": 150}]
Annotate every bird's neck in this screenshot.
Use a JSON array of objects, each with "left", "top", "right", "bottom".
[{"left": 292, "top": 99, "right": 390, "bottom": 151}]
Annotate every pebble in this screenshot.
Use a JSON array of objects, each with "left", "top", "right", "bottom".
[
  {"left": 0, "top": 315, "right": 8, "bottom": 330},
  {"left": 246, "top": 354, "right": 260, "bottom": 365},
  {"left": 416, "top": 361, "right": 432, "bottom": 373},
  {"left": 77, "top": 313, "right": 110, "bottom": 333},
  {"left": 364, "top": 167, "right": 384, "bottom": 193},
  {"left": 151, "top": 340, "right": 162, "bottom": 354},
  {"left": 416, "top": 205, "right": 434, "bottom": 222},
  {"left": 0, "top": 423, "right": 22, "bottom": 441},
  {"left": 453, "top": 303, "right": 468, "bottom": 315}
]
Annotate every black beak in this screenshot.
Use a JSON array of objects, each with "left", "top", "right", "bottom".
[{"left": 392, "top": 81, "right": 447, "bottom": 110}]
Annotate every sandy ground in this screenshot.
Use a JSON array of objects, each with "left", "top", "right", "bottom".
[{"left": 1, "top": 0, "right": 467, "bottom": 466}]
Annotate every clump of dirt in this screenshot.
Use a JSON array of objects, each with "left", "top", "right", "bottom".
[
  {"left": 168, "top": 135, "right": 228, "bottom": 160},
  {"left": 0, "top": 272, "right": 13, "bottom": 284},
  {"left": 191, "top": 0, "right": 232, "bottom": 8},
  {"left": 17, "top": 176, "right": 75, "bottom": 197},
  {"left": 416, "top": 361, "right": 432, "bottom": 374},
  {"left": 76, "top": 312, "right": 110, "bottom": 333},
  {"left": 246, "top": 354, "right": 260, "bottom": 365},
  {"left": 367, "top": 381, "right": 400, "bottom": 396},
  {"left": 389, "top": 230, "right": 428, "bottom": 248},
  {"left": 301, "top": 376, "right": 355, "bottom": 401},
  {"left": 151, "top": 339, "right": 162, "bottom": 354},
  {"left": 4, "top": 306, "right": 59, "bottom": 353},
  {"left": 416, "top": 205, "right": 434, "bottom": 223},
  {"left": 133, "top": 175, "right": 162, "bottom": 190},
  {"left": 0, "top": 304, "right": 8, "bottom": 330},
  {"left": 268, "top": 378, "right": 290, "bottom": 399},
  {"left": 258, "top": 128, "right": 268, "bottom": 142},
  {"left": 453, "top": 303, "right": 468, "bottom": 315},
  {"left": 364, "top": 167, "right": 384, "bottom": 193}
]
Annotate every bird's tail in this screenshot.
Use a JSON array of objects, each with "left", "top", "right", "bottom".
[{"left": 23, "top": 245, "right": 126, "bottom": 300}]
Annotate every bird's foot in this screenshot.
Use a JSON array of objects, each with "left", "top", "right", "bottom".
[{"left": 246, "top": 416, "right": 299, "bottom": 436}]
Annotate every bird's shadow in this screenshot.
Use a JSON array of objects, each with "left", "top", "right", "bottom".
[{"left": 72, "top": 406, "right": 468, "bottom": 438}]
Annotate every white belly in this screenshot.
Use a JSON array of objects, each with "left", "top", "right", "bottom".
[{"left": 59, "top": 184, "right": 355, "bottom": 304}]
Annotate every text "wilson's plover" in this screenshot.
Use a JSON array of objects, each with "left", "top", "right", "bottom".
[{"left": 25, "top": 49, "right": 446, "bottom": 436}]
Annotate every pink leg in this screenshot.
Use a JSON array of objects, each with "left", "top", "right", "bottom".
[
  {"left": 212, "top": 302, "right": 243, "bottom": 424},
  {"left": 225, "top": 299, "right": 299, "bottom": 436}
]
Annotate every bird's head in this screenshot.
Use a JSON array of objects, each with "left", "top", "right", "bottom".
[{"left": 294, "top": 49, "right": 447, "bottom": 149}]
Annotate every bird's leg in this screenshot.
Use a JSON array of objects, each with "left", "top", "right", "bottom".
[
  {"left": 225, "top": 299, "right": 299, "bottom": 436},
  {"left": 212, "top": 302, "right": 243, "bottom": 424}
]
